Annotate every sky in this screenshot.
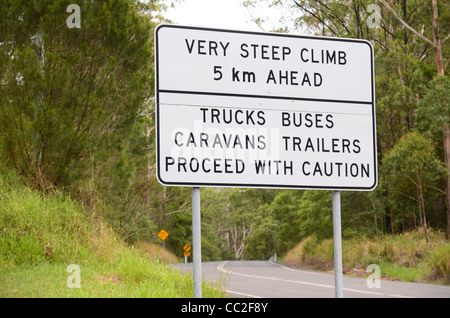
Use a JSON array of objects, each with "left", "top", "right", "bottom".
[{"left": 163, "top": 0, "right": 288, "bottom": 33}]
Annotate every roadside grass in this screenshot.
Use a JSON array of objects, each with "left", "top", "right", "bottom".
[
  {"left": 134, "top": 241, "right": 179, "bottom": 265},
  {"left": 0, "top": 171, "right": 225, "bottom": 298},
  {"left": 284, "top": 229, "right": 450, "bottom": 285},
  {"left": 0, "top": 256, "right": 223, "bottom": 298}
]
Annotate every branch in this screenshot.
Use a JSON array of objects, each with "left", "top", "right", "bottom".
[
  {"left": 379, "top": 0, "right": 436, "bottom": 47},
  {"left": 391, "top": 189, "right": 418, "bottom": 202},
  {"left": 293, "top": 0, "right": 338, "bottom": 36},
  {"left": 244, "top": 4, "right": 266, "bottom": 32},
  {"left": 314, "top": 0, "right": 353, "bottom": 36},
  {"left": 426, "top": 184, "right": 447, "bottom": 195},
  {"left": 165, "top": 200, "right": 190, "bottom": 217}
]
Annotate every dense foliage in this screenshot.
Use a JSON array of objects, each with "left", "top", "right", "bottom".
[{"left": 0, "top": 0, "right": 162, "bottom": 242}]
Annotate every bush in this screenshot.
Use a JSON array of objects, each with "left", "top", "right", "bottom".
[
  {"left": 134, "top": 241, "right": 179, "bottom": 264},
  {"left": 428, "top": 244, "right": 450, "bottom": 284},
  {"left": 283, "top": 229, "right": 449, "bottom": 284}
]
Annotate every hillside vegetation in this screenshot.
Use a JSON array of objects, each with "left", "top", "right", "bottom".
[
  {"left": 0, "top": 171, "right": 224, "bottom": 297},
  {"left": 284, "top": 230, "right": 450, "bottom": 285}
]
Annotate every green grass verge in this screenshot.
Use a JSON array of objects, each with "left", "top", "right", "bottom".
[
  {"left": 0, "top": 257, "right": 224, "bottom": 298},
  {"left": 0, "top": 171, "right": 225, "bottom": 298}
]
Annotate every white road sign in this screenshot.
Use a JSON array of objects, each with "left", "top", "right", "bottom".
[{"left": 155, "top": 24, "right": 377, "bottom": 190}]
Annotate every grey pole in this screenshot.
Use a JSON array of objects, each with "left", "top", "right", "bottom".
[
  {"left": 332, "top": 191, "right": 343, "bottom": 298},
  {"left": 192, "top": 187, "right": 202, "bottom": 298}
]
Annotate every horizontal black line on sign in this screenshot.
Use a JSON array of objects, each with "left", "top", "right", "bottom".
[
  {"left": 157, "top": 90, "right": 373, "bottom": 105},
  {"left": 156, "top": 101, "right": 372, "bottom": 117},
  {"left": 155, "top": 179, "right": 378, "bottom": 192}
]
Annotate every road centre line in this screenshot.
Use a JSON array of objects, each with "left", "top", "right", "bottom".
[
  {"left": 217, "top": 261, "right": 410, "bottom": 298},
  {"left": 217, "top": 262, "right": 264, "bottom": 298}
]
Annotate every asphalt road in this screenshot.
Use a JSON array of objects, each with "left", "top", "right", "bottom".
[{"left": 173, "top": 260, "right": 450, "bottom": 298}]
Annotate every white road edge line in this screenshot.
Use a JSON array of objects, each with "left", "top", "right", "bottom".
[
  {"left": 217, "top": 261, "right": 411, "bottom": 298},
  {"left": 226, "top": 290, "right": 264, "bottom": 298},
  {"left": 268, "top": 260, "right": 413, "bottom": 298}
]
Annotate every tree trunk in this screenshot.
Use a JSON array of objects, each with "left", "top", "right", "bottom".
[
  {"left": 159, "top": 186, "right": 166, "bottom": 227},
  {"left": 417, "top": 188, "right": 423, "bottom": 226},
  {"left": 418, "top": 183, "right": 429, "bottom": 242},
  {"left": 389, "top": 205, "right": 395, "bottom": 234},
  {"left": 444, "top": 123, "right": 450, "bottom": 240},
  {"left": 432, "top": 0, "right": 449, "bottom": 240},
  {"left": 432, "top": 0, "right": 444, "bottom": 76},
  {"left": 146, "top": 126, "right": 152, "bottom": 207}
]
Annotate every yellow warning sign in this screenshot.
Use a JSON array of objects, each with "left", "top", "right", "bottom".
[{"left": 157, "top": 229, "right": 169, "bottom": 241}]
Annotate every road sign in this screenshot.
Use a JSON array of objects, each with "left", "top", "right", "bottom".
[
  {"left": 183, "top": 244, "right": 191, "bottom": 252},
  {"left": 184, "top": 251, "right": 191, "bottom": 257},
  {"left": 155, "top": 24, "right": 377, "bottom": 191},
  {"left": 157, "top": 229, "right": 169, "bottom": 241}
]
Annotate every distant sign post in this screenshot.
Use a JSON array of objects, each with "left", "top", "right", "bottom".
[
  {"left": 157, "top": 229, "right": 169, "bottom": 262},
  {"left": 183, "top": 244, "right": 191, "bottom": 263},
  {"left": 155, "top": 24, "right": 377, "bottom": 298},
  {"left": 157, "top": 229, "right": 169, "bottom": 241}
]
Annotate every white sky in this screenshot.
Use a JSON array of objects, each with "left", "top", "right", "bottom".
[{"left": 163, "top": 0, "right": 289, "bottom": 33}]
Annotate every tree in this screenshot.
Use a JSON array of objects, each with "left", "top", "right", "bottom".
[
  {"left": 416, "top": 76, "right": 450, "bottom": 239},
  {"left": 223, "top": 189, "right": 275, "bottom": 259},
  {"left": 0, "top": 0, "right": 166, "bottom": 242},
  {"left": 266, "top": 190, "right": 303, "bottom": 253},
  {"left": 379, "top": 0, "right": 449, "bottom": 241},
  {"left": 243, "top": 214, "right": 279, "bottom": 260},
  {"left": 0, "top": 0, "right": 158, "bottom": 184},
  {"left": 382, "top": 132, "right": 446, "bottom": 241},
  {"left": 298, "top": 191, "right": 333, "bottom": 240},
  {"left": 243, "top": 0, "right": 449, "bottom": 237}
]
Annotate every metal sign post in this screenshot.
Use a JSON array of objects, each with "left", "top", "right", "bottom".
[
  {"left": 157, "top": 229, "right": 169, "bottom": 263},
  {"left": 192, "top": 187, "right": 202, "bottom": 298},
  {"left": 183, "top": 244, "right": 191, "bottom": 264},
  {"left": 332, "top": 191, "right": 343, "bottom": 298}
]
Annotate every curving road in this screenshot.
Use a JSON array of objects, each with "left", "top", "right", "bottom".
[{"left": 174, "top": 260, "right": 450, "bottom": 298}]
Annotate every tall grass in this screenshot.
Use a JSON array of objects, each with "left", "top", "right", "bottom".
[
  {"left": 134, "top": 241, "right": 179, "bottom": 265},
  {"left": 0, "top": 170, "right": 119, "bottom": 267},
  {"left": 284, "top": 229, "right": 450, "bottom": 284},
  {"left": 429, "top": 244, "right": 450, "bottom": 284},
  {"left": 0, "top": 171, "right": 225, "bottom": 297}
]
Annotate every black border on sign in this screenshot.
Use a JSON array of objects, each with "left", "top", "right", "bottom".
[{"left": 154, "top": 24, "right": 378, "bottom": 191}]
